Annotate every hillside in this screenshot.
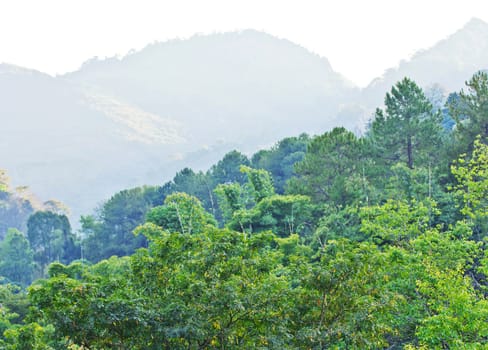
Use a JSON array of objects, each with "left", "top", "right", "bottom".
[
  {"left": 0, "top": 64, "right": 184, "bottom": 222},
  {"left": 66, "top": 30, "right": 358, "bottom": 148},
  {"left": 362, "top": 17, "right": 488, "bottom": 108},
  {"left": 2, "top": 20, "right": 488, "bottom": 223},
  {"left": 1, "top": 31, "right": 358, "bottom": 223}
]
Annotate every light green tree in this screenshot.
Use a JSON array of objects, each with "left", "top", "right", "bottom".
[
  {"left": 146, "top": 192, "right": 216, "bottom": 234},
  {"left": 451, "top": 137, "right": 488, "bottom": 218}
]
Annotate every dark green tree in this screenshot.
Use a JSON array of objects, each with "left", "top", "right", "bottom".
[
  {"left": 252, "top": 134, "right": 309, "bottom": 193},
  {"left": 27, "top": 211, "right": 77, "bottom": 275},
  {"left": 0, "top": 229, "right": 35, "bottom": 286},
  {"left": 369, "top": 77, "right": 443, "bottom": 169},
  {"left": 165, "top": 168, "right": 216, "bottom": 214},
  {"left": 289, "top": 127, "right": 371, "bottom": 207},
  {"left": 207, "top": 150, "right": 250, "bottom": 186},
  {"left": 449, "top": 71, "right": 488, "bottom": 155},
  {"left": 82, "top": 186, "right": 163, "bottom": 262}
]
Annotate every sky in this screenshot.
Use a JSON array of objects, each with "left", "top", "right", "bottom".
[{"left": 1, "top": 0, "right": 488, "bottom": 87}]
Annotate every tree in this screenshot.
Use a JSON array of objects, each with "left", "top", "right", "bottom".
[
  {"left": 165, "top": 168, "right": 217, "bottom": 215},
  {"left": 369, "top": 77, "right": 443, "bottom": 169},
  {"left": 226, "top": 194, "right": 314, "bottom": 237},
  {"left": 27, "top": 211, "right": 77, "bottom": 275},
  {"left": 449, "top": 71, "right": 488, "bottom": 154},
  {"left": 0, "top": 170, "right": 37, "bottom": 239},
  {"left": 293, "top": 239, "right": 403, "bottom": 348},
  {"left": 239, "top": 165, "right": 275, "bottom": 203},
  {"left": 0, "top": 283, "right": 50, "bottom": 349},
  {"left": 214, "top": 183, "right": 245, "bottom": 223},
  {"left": 82, "top": 186, "right": 163, "bottom": 262},
  {"left": 289, "top": 127, "right": 370, "bottom": 207},
  {"left": 28, "top": 228, "right": 294, "bottom": 349},
  {"left": 0, "top": 229, "right": 35, "bottom": 286},
  {"left": 129, "top": 228, "right": 293, "bottom": 349},
  {"left": 450, "top": 137, "right": 488, "bottom": 237},
  {"left": 214, "top": 166, "right": 314, "bottom": 236},
  {"left": 251, "top": 134, "right": 310, "bottom": 193},
  {"left": 208, "top": 150, "right": 250, "bottom": 186},
  {"left": 146, "top": 192, "right": 216, "bottom": 235},
  {"left": 412, "top": 263, "right": 488, "bottom": 349}
]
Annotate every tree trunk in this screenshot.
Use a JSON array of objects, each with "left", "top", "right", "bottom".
[{"left": 407, "top": 136, "right": 413, "bottom": 169}]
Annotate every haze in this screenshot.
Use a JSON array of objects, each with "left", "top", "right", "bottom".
[{"left": 1, "top": 0, "right": 488, "bottom": 87}]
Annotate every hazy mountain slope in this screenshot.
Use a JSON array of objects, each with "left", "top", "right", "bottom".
[
  {"left": 1, "top": 30, "right": 358, "bottom": 224},
  {"left": 363, "top": 18, "right": 488, "bottom": 109},
  {"left": 66, "top": 30, "right": 358, "bottom": 150},
  {"left": 0, "top": 64, "right": 184, "bottom": 223},
  {"left": 3, "top": 20, "right": 488, "bottom": 225}
]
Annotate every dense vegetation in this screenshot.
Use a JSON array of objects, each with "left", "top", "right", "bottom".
[{"left": 0, "top": 73, "right": 487, "bottom": 348}]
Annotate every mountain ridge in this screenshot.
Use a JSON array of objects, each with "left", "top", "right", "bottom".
[{"left": 2, "top": 19, "right": 488, "bottom": 225}]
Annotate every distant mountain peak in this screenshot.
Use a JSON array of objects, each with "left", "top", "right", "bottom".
[
  {"left": 463, "top": 17, "right": 488, "bottom": 30},
  {"left": 363, "top": 16, "right": 488, "bottom": 104},
  {"left": 75, "top": 29, "right": 339, "bottom": 80},
  {"left": 0, "top": 63, "right": 43, "bottom": 75}
]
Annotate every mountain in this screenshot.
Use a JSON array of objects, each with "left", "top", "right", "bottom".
[
  {"left": 0, "top": 63, "right": 185, "bottom": 223},
  {"left": 2, "top": 21, "right": 488, "bottom": 224},
  {"left": 1, "top": 31, "right": 357, "bottom": 224},
  {"left": 362, "top": 17, "right": 488, "bottom": 109},
  {"left": 66, "top": 30, "right": 358, "bottom": 149}
]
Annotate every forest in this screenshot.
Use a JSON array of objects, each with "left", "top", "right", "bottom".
[{"left": 0, "top": 72, "right": 487, "bottom": 349}]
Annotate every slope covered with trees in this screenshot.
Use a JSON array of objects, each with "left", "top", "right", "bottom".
[
  {"left": 0, "top": 73, "right": 487, "bottom": 348},
  {"left": 3, "top": 18, "right": 488, "bottom": 228}
]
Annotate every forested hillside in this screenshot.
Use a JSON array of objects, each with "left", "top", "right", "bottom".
[
  {"left": 3, "top": 19, "right": 488, "bottom": 226},
  {"left": 0, "top": 71, "right": 486, "bottom": 349}
]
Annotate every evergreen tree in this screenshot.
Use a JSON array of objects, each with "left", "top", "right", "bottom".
[
  {"left": 0, "top": 229, "right": 34, "bottom": 286},
  {"left": 369, "top": 77, "right": 443, "bottom": 169},
  {"left": 449, "top": 71, "right": 488, "bottom": 155}
]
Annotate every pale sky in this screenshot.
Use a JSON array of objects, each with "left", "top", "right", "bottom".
[{"left": 1, "top": 0, "right": 487, "bottom": 87}]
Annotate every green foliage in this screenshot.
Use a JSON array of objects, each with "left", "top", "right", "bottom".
[
  {"left": 385, "top": 163, "right": 432, "bottom": 201},
  {"left": 290, "top": 127, "right": 371, "bottom": 207},
  {"left": 82, "top": 186, "right": 163, "bottom": 262},
  {"left": 130, "top": 228, "right": 293, "bottom": 349},
  {"left": 27, "top": 211, "right": 78, "bottom": 276},
  {"left": 228, "top": 194, "right": 314, "bottom": 237},
  {"left": 5, "top": 74, "right": 488, "bottom": 349},
  {"left": 213, "top": 182, "right": 245, "bottom": 223},
  {"left": 449, "top": 71, "right": 488, "bottom": 154},
  {"left": 208, "top": 150, "right": 251, "bottom": 186},
  {"left": 146, "top": 192, "right": 216, "bottom": 234},
  {"left": 164, "top": 168, "right": 217, "bottom": 216},
  {"left": 215, "top": 167, "right": 315, "bottom": 237},
  {"left": 360, "top": 199, "right": 435, "bottom": 246},
  {"left": 239, "top": 165, "right": 275, "bottom": 203},
  {"left": 26, "top": 229, "right": 294, "bottom": 349},
  {"left": 0, "top": 229, "right": 35, "bottom": 286},
  {"left": 0, "top": 170, "right": 37, "bottom": 239},
  {"left": 252, "top": 194, "right": 313, "bottom": 237},
  {"left": 3, "top": 322, "right": 55, "bottom": 350},
  {"left": 451, "top": 137, "right": 488, "bottom": 235},
  {"left": 313, "top": 205, "right": 361, "bottom": 245},
  {"left": 252, "top": 134, "right": 310, "bottom": 193},
  {"left": 295, "top": 239, "right": 403, "bottom": 349},
  {"left": 415, "top": 264, "right": 488, "bottom": 348},
  {"left": 369, "top": 77, "right": 443, "bottom": 169}
]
